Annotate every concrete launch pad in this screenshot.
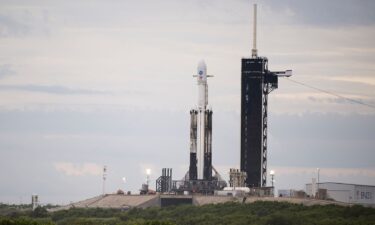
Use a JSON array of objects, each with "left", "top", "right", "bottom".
[
  {"left": 50, "top": 194, "right": 237, "bottom": 211},
  {"left": 50, "top": 194, "right": 354, "bottom": 212}
]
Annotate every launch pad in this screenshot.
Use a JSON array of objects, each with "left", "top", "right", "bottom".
[
  {"left": 156, "top": 167, "right": 226, "bottom": 194},
  {"left": 176, "top": 166, "right": 226, "bottom": 194}
]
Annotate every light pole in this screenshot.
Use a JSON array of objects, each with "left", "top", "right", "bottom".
[
  {"left": 102, "top": 166, "right": 107, "bottom": 196},
  {"left": 122, "top": 177, "right": 126, "bottom": 192},
  {"left": 317, "top": 168, "right": 320, "bottom": 199},
  {"left": 270, "top": 170, "right": 275, "bottom": 197},
  {"left": 146, "top": 169, "right": 151, "bottom": 186}
]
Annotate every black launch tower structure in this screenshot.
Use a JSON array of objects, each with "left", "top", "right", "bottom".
[{"left": 241, "top": 4, "right": 292, "bottom": 188}]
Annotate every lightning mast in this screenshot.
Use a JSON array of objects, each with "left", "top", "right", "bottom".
[
  {"left": 102, "top": 165, "right": 107, "bottom": 196},
  {"left": 252, "top": 4, "right": 257, "bottom": 58}
]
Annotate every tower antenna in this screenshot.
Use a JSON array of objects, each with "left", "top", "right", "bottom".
[
  {"left": 102, "top": 165, "right": 107, "bottom": 196},
  {"left": 251, "top": 4, "right": 258, "bottom": 58}
]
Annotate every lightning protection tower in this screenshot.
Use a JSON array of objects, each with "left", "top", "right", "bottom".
[{"left": 241, "top": 4, "right": 292, "bottom": 187}]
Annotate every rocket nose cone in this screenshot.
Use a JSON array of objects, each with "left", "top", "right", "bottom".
[
  {"left": 198, "top": 60, "right": 206, "bottom": 71},
  {"left": 197, "top": 60, "right": 207, "bottom": 79}
]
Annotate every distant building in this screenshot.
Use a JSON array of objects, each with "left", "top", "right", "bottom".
[{"left": 306, "top": 182, "right": 375, "bottom": 206}]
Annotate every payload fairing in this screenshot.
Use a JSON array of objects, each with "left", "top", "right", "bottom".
[{"left": 189, "top": 60, "right": 212, "bottom": 181}]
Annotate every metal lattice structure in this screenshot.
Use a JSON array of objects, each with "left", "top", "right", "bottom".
[
  {"left": 229, "top": 168, "right": 247, "bottom": 188},
  {"left": 156, "top": 168, "right": 173, "bottom": 193},
  {"left": 174, "top": 167, "right": 226, "bottom": 194}
]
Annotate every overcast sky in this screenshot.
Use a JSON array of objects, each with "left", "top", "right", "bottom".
[{"left": 0, "top": 0, "right": 374, "bottom": 204}]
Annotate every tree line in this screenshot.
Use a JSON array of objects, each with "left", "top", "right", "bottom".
[{"left": 0, "top": 201, "right": 374, "bottom": 225}]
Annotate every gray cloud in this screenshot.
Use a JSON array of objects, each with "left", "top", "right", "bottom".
[
  {"left": 268, "top": 112, "right": 375, "bottom": 167},
  {"left": 270, "top": 112, "right": 375, "bottom": 141},
  {"left": 0, "top": 14, "right": 29, "bottom": 37},
  {"left": 262, "top": 0, "right": 375, "bottom": 26},
  {"left": 0, "top": 84, "right": 109, "bottom": 95},
  {"left": 0, "top": 64, "right": 15, "bottom": 78},
  {"left": 0, "top": 9, "right": 50, "bottom": 37},
  {"left": 307, "top": 96, "right": 375, "bottom": 107}
]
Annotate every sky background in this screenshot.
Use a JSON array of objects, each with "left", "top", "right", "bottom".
[{"left": 0, "top": 0, "right": 374, "bottom": 204}]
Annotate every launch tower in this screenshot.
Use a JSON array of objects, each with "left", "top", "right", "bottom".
[{"left": 241, "top": 4, "right": 292, "bottom": 187}]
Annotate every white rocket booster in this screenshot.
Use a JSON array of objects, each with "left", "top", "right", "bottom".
[{"left": 189, "top": 60, "right": 213, "bottom": 181}]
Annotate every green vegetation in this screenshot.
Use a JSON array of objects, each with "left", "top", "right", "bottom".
[{"left": 1, "top": 201, "right": 374, "bottom": 225}]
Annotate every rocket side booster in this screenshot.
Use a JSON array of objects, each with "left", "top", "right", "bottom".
[
  {"left": 189, "top": 60, "right": 213, "bottom": 181},
  {"left": 189, "top": 109, "right": 198, "bottom": 181}
]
